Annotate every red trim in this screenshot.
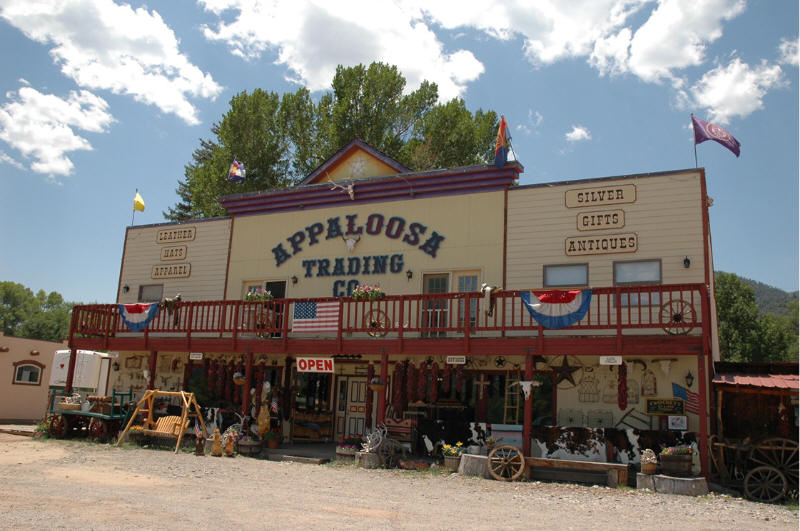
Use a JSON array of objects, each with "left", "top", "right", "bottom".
[{"left": 222, "top": 216, "right": 234, "bottom": 300}]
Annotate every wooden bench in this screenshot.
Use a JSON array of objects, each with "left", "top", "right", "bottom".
[
  {"left": 527, "top": 457, "right": 628, "bottom": 487},
  {"left": 141, "top": 415, "right": 189, "bottom": 438}
]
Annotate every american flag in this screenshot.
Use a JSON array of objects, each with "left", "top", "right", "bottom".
[
  {"left": 292, "top": 301, "right": 340, "bottom": 332},
  {"left": 672, "top": 383, "right": 699, "bottom": 414}
]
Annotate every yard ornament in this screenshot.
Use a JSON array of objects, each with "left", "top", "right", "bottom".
[{"left": 481, "top": 283, "right": 501, "bottom": 317}]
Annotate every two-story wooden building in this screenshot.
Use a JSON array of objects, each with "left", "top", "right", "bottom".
[{"left": 66, "top": 139, "right": 718, "bottom": 475}]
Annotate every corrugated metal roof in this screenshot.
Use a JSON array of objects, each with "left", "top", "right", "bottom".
[{"left": 713, "top": 373, "right": 799, "bottom": 390}]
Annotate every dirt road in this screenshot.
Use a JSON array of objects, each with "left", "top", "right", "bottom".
[{"left": 0, "top": 433, "right": 796, "bottom": 530}]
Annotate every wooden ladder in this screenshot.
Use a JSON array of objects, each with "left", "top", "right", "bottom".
[{"left": 504, "top": 369, "right": 521, "bottom": 424}]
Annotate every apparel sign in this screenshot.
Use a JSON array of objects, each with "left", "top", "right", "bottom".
[{"left": 296, "top": 357, "right": 335, "bottom": 373}]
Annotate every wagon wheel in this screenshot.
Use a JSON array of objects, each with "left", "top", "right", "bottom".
[
  {"left": 364, "top": 309, "right": 389, "bottom": 338},
  {"left": 748, "top": 437, "right": 799, "bottom": 491},
  {"left": 379, "top": 438, "right": 403, "bottom": 468},
  {"left": 88, "top": 418, "right": 110, "bottom": 442},
  {"left": 744, "top": 466, "right": 787, "bottom": 503},
  {"left": 48, "top": 414, "right": 70, "bottom": 439},
  {"left": 660, "top": 299, "right": 696, "bottom": 335},
  {"left": 488, "top": 444, "right": 526, "bottom": 481}
]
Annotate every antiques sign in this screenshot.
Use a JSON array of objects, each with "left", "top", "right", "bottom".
[
  {"left": 565, "top": 184, "right": 636, "bottom": 208},
  {"left": 297, "top": 357, "right": 335, "bottom": 373},
  {"left": 565, "top": 233, "right": 638, "bottom": 255},
  {"left": 645, "top": 398, "right": 685, "bottom": 416}
]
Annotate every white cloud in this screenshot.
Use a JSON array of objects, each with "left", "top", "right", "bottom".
[
  {"left": 0, "top": 0, "right": 222, "bottom": 125},
  {"left": 0, "top": 150, "right": 25, "bottom": 170},
  {"left": 198, "top": 0, "right": 483, "bottom": 101},
  {"left": 778, "top": 38, "right": 798, "bottom": 66},
  {"left": 565, "top": 125, "right": 592, "bottom": 142},
  {"left": 0, "top": 86, "right": 114, "bottom": 176},
  {"left": 691, "top": 58, "right": 786, "bottom": 124}
]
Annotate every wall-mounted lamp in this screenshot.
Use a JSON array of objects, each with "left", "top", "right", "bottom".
[
  {"left": 291, "top": 275, "right": 298, "bottom": 285},
  {"left": 683, "top": 256, "right": 691, "bottom": 269},
  {"left": 685, "top": 370, "right": 694, "bottom": 388},
  {"left": 406, "top": 270, "right": 413, "bottom": 280},
  {"left": 0, "top": 346, "right": 8, "bottom": 352},
  {"left": 29, "top": 349, "right": 39, "bottom": 356},
  {"left": 113, "top": 361, "right": 120, "bottom": 372},
  {"left": 122, "top": 285, "right": 130, "bottom": 293}
]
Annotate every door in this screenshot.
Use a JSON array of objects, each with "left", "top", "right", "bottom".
[
  {"left": 265, "top": 281, "right": 286, "bottom": 337},
  {"left": 422, "top": 274, "right": 449, "bottom": 337},
  {"left": 335, "top": 376, "right": 368, "bottom": 439},
  {"left": 455, "top": 271, "right": 479, "bottom": 329}
]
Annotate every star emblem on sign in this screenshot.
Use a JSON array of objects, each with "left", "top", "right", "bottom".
[{"left": 551, "top": 356, "right": 582, "bottom": 387}]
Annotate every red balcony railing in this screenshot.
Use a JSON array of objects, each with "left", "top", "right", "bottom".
[{"left": 72, "top": 283, "right": 708, "bottom": 343}]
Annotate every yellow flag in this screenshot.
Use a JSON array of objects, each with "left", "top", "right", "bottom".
[{"left": 133, "top": 191, "right": 145, "bottom": 212}]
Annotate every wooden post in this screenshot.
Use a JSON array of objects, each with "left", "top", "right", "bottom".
[
  {"left": 378, "top": 349, "right": 388, "bottom": 424},
  {"left": 148, "top": 350, "right": 157, "bottom": 390},
  {"left": 65, "top": 348, "right": 77, "bottom": 395},
  {"left": 243, "top": 351, "right": 253, "bottom": 416},
  {"left": 523, "top": 348, "right": 533, "bottom": 457}
]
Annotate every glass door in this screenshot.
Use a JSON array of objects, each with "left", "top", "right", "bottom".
[{"left": 422, "top": 273, "right": 448, "bottom": 337}]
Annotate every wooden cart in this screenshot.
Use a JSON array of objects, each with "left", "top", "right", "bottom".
[
  {"left": 486, "top": 444, "right": 628, "bottom": 487},
  {"left": 709, "top": 436, "right": 798, "bottom": 503},
  {"left": 46, "top": 388, "right": 134, "bottom": 442}
]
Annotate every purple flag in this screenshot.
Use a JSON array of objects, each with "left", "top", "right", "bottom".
[{"left": 691, "top": 115, "right": 740, "bottom": 157}]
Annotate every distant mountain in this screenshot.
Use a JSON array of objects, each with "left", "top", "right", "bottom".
[{"left": 716, "top": 272, "right": 798, "bottom": 317}]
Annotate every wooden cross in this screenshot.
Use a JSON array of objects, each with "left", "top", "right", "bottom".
[{"left": 474, "top": 373, "right": 490, "bottom": 400}]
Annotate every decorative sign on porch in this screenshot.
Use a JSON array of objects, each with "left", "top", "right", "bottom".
[
  {"left": 645, "top": 398, "right": 685, "bottom": 416},
  {"left": 296, "top": 357, "right": 335, "bottom": 373},
  {"left": 668, "top": 415, "right": 688, "bottom": 430},
  {"left": 446, "top": 355, "right": 466, "bottom": 365},
  {"left": 189, "top": 352, "right": 204, "bottom": 360},
  {"left": 599, "top": 356, "right": 622, "bottom": 365}
]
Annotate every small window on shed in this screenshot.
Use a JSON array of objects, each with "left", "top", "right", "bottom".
[
  {"left": 138, "top": 284, "right": 163, "bottom": 302},
  {"left": 13, "top": 362, "right": 42, "bottom": 385},
  {"left": 544, "top": 264, "right": 588, "bottom": 287}
]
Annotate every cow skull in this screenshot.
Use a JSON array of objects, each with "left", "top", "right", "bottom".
[{"left": 341, "top": 234, "right": 361, "bottom": 253}]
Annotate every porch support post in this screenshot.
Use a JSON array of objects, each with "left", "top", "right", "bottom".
[
  {"left": 243, "top": 351, "right": 253, "bottom": 416},
  {"left": 147, "top": 350, "right": 157, "bottom": 390},
  {"left": 65, "top": 348, "right": 77, "bottom": 395},
  {"left": 378, "top": 349, "right": 388, "bottom": 424},
  {"left": 523, "top": 348, "right": 533, "bottom": 457},
  {"left": 697, "top": 347, "right": 709, "bottom": 478}
]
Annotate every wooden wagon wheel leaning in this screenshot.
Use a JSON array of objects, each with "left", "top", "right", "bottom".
[
  {"left": 744, "top": 466, "right": 788, "bottom": 503},
  {"left": 88, "top": 418, "right": 111, "bottom": 442},
  {"left": 47, "top": 414, "right": 70, "bottom": 439},
  {"left": 748, "top": 437, "right": 799, "bottom": 494},
  {"left": 364, "top": 309, "right": 389, "bottom": 338},
  {"left": 488, "top": 444, "right": 526, "bottom": 481},
  {"left": 660, "top": 299, "right": 696, "bottom": 335}
]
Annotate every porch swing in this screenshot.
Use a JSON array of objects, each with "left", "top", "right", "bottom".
[{"left": 116, "top": 390, "right": 207, "bottom": 453}]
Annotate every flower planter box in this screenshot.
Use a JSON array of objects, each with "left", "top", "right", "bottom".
[
  {"left": 237, "top": 439, "right": 263, "bottom": 456},
  {"left": 443, "top": 455, "right": 461, "bottom": 472},
  {"left": 660, "top": 454, "right": 692, "bottom": 477}
]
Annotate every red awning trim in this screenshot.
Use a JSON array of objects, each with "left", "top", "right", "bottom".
[{"left": 712, "top": 373, "right": 798, "bottom": 391}]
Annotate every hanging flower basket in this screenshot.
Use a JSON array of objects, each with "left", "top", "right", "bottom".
[
  {"left": 352, "top": 284, "right": 385, "bottom": 301},
  {"left": 232, "top": 372, "right": 246, "bottom": 386},
  {"left": 369, "top": 377, "right": 387, "bottom": 393}
]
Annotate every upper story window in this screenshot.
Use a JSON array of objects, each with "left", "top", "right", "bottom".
[
  {"left": 544, "top": 264, "right": 588, "bottom": 287},
  {"left": 138, "top": 284, "right": 163, "bottom": 303},
  {"left": 13, "top": 361, "right": 44, "bottom": 385},
  {"left": 614, "top": 259, "right": 662, "bottom": 306}
]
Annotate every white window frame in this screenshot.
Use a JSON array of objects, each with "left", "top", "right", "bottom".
[
  {"left": 13, "top": 361, "right": 43, "bottom": 385},
  {"left": 543, "top": 263, "right": 589, "bottom": 288},
  {"left": 613, "top": 259, "right": 662, "bottom": 306},
  {"left": 138, "top": 284, "right": 163, "bottom": 303}
]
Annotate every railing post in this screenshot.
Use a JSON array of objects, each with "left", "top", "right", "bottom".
[
  {"left": 463, "top": 294, "right": 471, "bottom": 353},
  {"left": 186, "top": 303, "right": 194, "bottom": 351},
  {"left": 337, "top": 299, "right": 343, "bottom": 354},
  {"left": 615, "top": 288, "right": 623, "bottom": 354},
  {"left": 398, "top": 297, "right": 405, "bottom": 352},
  {"left": 281, "top": 300, "right": 290, "bottom": 351}
]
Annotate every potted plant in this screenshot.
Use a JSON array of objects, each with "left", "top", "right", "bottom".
[
  {"left": 336, "top": 436, "right": 361, "bottom": 457},
  {"left": 485, "top": 436, "right": 502, "bottom": 452},
  {"left": 369, "top": 377, "right": 387, "bottom": 393},
  {"left": 232, "top": 371, "right": 246, "bottom": 386},
  {"left": 352, "top": 284, "right": 385, "bottom": 301},
  {"left": 640, "top": 448, "right": 658, "bottom": 474},
  {"left": 236, "top": 433, "right": 263, "bottom": 456},
  {"left": 659, "top": 445, "right": 694, "bottom": 476},
  {"left": 263, "top": 429, "right": 281, "bottom": 449},
  {"left": 442, "top": 442, "right": 464, "bottom": 472},
  {"left": 245, "top": 287, "right": 274, "bottom": 302}
]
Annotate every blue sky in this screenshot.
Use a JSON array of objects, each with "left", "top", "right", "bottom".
[{"left": 0, "top": 0, "right": 797, "bottom": 303}]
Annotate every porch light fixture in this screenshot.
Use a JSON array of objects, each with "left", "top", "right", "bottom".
[
  {"left": 113, "top": 361, "right": 120, "bottom": 372},
  {"left": 685, "top": 370, "right": 694, "bottom": 388},
  {"left": 122, "top": 285, "right": 130, "bottom": 293},
  {"left": 291, "top": 275, "right": 298, "bottom": 284},
  {"left": 406, "top": 270, "right": 413, "bottom": 280},
  {"left": 683, "top": 256, "right": 691, "bottom": 268}
]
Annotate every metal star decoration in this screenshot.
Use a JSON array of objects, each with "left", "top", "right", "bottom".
[{"left": 551, "top": 356, "right": 581, "bottom": 387}]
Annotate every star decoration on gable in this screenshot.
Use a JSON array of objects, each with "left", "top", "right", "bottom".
[{"left": 550, "top": 356, "right": 582, "bottom": 388}]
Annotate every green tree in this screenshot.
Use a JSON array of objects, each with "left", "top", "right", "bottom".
[
  {"left": 0, "top": 282, "right": 72, "bottom": 342},
  {"left": 165, "top": 62, "right": 499, "bottom": 221}
]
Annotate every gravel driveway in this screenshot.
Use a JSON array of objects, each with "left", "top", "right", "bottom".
[{"left": 0, "top": 433, "right": 796, "bottom": 530}]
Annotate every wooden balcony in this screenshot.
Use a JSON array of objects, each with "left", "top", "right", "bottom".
[{"left": 70, "top": 283, "right": 710, "bottom": 357}]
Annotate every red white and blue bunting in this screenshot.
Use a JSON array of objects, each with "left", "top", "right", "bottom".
[
  {"left": 118, "top": 303, "right": 159, "bottom": 332},
  {"left": 520, "top": 289, "right": 592, "bottom": 329}
]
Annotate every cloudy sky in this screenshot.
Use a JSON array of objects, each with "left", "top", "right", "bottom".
[{"left": 0, "top": 0, "right": 797, "bottom": 303}]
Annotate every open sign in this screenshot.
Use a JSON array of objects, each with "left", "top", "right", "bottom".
[{"left": 297, "top": 357, "right": 335, "bottom": 373}]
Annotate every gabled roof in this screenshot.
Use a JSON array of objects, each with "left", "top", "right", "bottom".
[{"left": 300, "top": 139, "right": 410, "bottom": 185}]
